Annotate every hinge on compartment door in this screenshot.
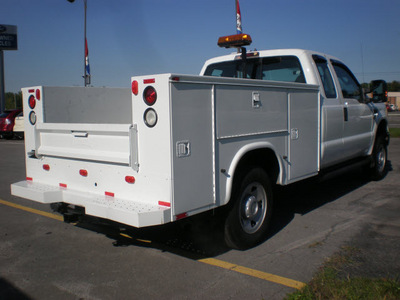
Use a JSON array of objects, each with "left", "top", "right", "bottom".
[{"left": 130, "top": 124, "right": 139, "bottom": 171}]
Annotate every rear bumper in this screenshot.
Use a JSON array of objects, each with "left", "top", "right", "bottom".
[{"left": 11, "top": 181, "right": 171, "bottom": 228}]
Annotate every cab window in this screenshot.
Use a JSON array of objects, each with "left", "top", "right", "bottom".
[
  {"left": 261, "top": 56, "right": 305, "bottom": 83},
  {"left": 204, "top": 55, "right": 305, "bottom": 83},
  {"left": 203, "top": 60, "right": 258, "bottom": 79},
  {"left": 312, "top": 55, "right": 336, "bottom": 98},
  {"left": 331, "top": 60, "right": 362, "bottom": 102}
]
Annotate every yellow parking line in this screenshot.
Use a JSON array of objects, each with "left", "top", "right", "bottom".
[
  {"left": 1, "top": 198, "right": 305, "bottom": 289},
  {"left": 0, "top": 199, "right": 63, "bottom": 221},
  {"left": 198, "top": 258, "right": 305, "bottom": 289}
]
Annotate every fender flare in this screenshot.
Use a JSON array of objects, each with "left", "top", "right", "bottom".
[{"left": 222, "top": 141, "right": 285, "bottom": 205}]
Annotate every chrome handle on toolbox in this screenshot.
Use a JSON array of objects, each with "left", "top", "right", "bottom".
[{"left": 72, "top": 131, "right": 89, "bottom": 138}]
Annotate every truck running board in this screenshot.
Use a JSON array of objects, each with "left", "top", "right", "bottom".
[{"left": 11, "top": 181, "right": 171, "bottom": 228}]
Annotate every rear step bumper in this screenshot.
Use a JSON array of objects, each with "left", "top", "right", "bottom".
[{"left": 11, "top": 181, "right": 171, "bottom": 228}]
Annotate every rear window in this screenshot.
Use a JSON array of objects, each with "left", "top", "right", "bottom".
[{"left": 204, "top": 56, "right": 306, "bottom": 83}]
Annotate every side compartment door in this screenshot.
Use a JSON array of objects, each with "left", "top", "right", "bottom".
[{"left": 331, "top": 61, "right": 373, "bottom": 158}]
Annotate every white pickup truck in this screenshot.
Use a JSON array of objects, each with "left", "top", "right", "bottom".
[{"left": 11, "top": 34, "right": 389, "bottom": 249}]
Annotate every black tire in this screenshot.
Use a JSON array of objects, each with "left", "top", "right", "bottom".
[
  {"left": 224, "top": 167, "right": 273, "bottom": 250},
  {"left": 370, "top": 135, "right": 388, "bottom": 181}
]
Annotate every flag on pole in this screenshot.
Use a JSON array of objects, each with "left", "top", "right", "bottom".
[
  {"left": 85, "top": 38, "right": 90, "bottom": 76},
  {"left": 236, "top": 0, "right": 242, "bottom": 34}
]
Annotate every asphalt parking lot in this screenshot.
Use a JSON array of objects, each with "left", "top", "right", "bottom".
[{"left": 0, "top": 138, "right": 399, "bottom": 299}]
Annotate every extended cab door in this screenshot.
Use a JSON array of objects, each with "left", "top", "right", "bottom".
[
  {"left": 313, "top": 55, "right": 344, "bottom": 168},
  {"left": 331, "top": 60, "right": 373, "bottom": 159}
]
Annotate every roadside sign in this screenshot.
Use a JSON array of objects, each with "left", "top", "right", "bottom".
[{"left": 0, "top": 25, "right": 18, "bottom": 50}]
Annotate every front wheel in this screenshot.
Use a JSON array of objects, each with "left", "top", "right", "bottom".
[
  {"left": 370, "top": 135, "right": 388, "bottom": 181},
  {"left": 224, "top": 167, "right": 273, "bottom": 250}
]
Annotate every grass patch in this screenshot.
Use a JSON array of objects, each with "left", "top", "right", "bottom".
[
  {"left": 389, "top": 128, "right": 400, "bottom": 138},
  {"left": 286, "top": 246, "right": 400, "bottom": 300}
]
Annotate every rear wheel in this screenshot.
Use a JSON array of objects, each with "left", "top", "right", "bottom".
[{"left": 224, "top": 167, "right": 273, "bottom": 250}]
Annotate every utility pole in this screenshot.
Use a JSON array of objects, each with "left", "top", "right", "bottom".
[
  {"left": 0, "top": 25, "right": 18, "bottom": 113},
  {"left": 68, "top": 0, "right": 90, "bottom": 87},
  {"left": 0, "top": 50, "right": 5, "bottom": 113}
]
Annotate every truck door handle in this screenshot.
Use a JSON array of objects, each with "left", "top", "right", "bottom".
[{"left": 343, "top": 107, "right": 348, "bottom": 122}]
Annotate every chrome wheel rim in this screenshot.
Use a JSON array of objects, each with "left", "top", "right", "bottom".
[
  {"left": 376, "top": 145, "right": 386, "bottom": 174},
  {"left": 240, "top": 182, "right": 267, "bottom": 234}
]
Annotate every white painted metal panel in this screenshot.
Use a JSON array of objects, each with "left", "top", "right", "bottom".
[
  {"left": 287, "top": 90, "right": 319, "bottom": 181},
  {"left": 11, "top": 181, "right": 171, "bottom": 227},
  {"left": 42, "top": 87, "right": 131, "bottom": 124},
  {"left": 170, "top": 82, "right": 215, "bottom": 215},
  {"left": 36, "top": 123, "right": 132, "bottom": 165},
  {"left": 215, "top": 86, "right": 288, "bottom": 139}
]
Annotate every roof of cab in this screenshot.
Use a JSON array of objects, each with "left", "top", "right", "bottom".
[{"left": 199, "top": 49, "right": 341, "bottom": 75}]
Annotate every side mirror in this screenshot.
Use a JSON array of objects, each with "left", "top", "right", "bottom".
[{"left": 370, "top": 80, "right": 388, "bottom": 103}]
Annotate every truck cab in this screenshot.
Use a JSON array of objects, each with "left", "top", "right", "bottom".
[{"left": 200, "top": 49, "right": 389, "bottom": 171}]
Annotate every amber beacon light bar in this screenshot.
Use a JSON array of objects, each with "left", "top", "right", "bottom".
[{"left": 217, "top": 33, "right": 252, "bottom": 48}]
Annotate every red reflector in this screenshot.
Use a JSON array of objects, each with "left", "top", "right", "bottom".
[
  {"left": 59, "top": 183, "right": 67, "bottom": 188},
  {"left": 158, "top": 201, "right": 171, "bottom": 207},
  {"left": 143, "top": 78, "right": 155, "bottom": 84},
  {"left": 171, "top": 77, "right": 180, "bottom": 81},
  {"left": 131, "top": 80, "right": 139, "bottom": 95},
  {"left": 175, "top": 212, "right": 188, "bottom": 220},
  {"left": 36, "top": 89, "right": 41, "bottom": 100},
  {"left": 125, "top": 176, "right": 135, "bottom": 184},
  {"left": 79, "top": 169, "right": 88, "bottom": 177},
  {"left": 28, "top": 95, "right": 36, "bottom": 109},
  {"left": 105, "top": 191, "right": 114, "bottom": 197},
  {"left": 43, "top": 164, "right": 50, "bottom": 171},
  {"left": 143, "top": 86, "right": 157, "bottom": 106},
  {"left": 26, "top": 177, "right": 33, "bottom": 181},
  {"left": 28, "top": 89, "right": 34, "bottom": 93}
]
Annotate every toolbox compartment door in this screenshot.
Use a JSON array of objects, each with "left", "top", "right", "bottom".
[
  {"left": 34, "top": 123, "right": 137, "bottom": 167},
  {"left": 170, "top": 82, "right": 215, "bottom": 215}
]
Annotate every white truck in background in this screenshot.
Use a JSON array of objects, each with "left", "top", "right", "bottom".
[{"left": 11, "top": 34, "right": 389, "bottom": 249}]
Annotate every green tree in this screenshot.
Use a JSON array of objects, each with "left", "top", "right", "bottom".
[
  {"left": 388, "top": 80, "right": 400, "bottom": 92},
  {"left": 5, "top": 92, "right": 22, "bottom": 110}
]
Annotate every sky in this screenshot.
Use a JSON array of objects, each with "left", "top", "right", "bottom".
[{"left": 1, "top": 0, "right": 400, "bottom": 93}]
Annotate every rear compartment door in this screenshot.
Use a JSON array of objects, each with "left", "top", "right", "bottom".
[{"left": 35, "top": 123, "right": 137, "bottom": 167}]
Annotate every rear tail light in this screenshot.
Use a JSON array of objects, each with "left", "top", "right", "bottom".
[
  {"left": 36, "top": 89, "right": 41, "bottom": 100},
  {"left": 43, "top": 164, "right": 50, "bottom": 171},
  {"left": 28, "top": 95, "right": 36, "bottom": 109},
  {"left": 144, "top": 108, "right": 158, "bottom": 127},
  {"left": 79, "top": 169, "right": 88, "bottom": 177},
  {"left": 143, "top": 86, "right": 157, "bottom": 106},
  {"left": 131, "top": 80, "right": 139, "bottom": 95}
]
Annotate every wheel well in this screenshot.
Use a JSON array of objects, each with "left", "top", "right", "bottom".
[
  {"left": 233, "top": 148, "right": 280, "bottom": 186},
  {"left": 376, "top": 120, "right": 389, "bottom": 145}
]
